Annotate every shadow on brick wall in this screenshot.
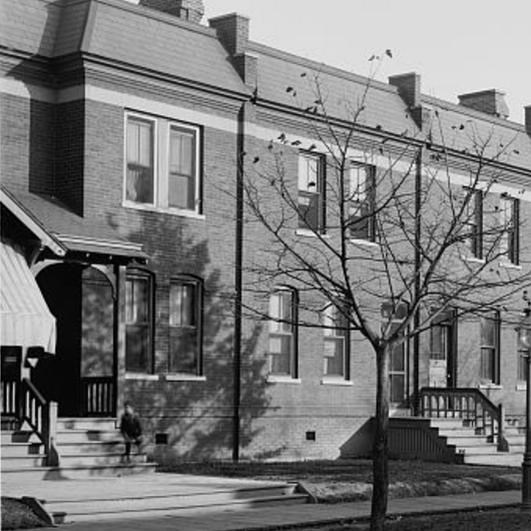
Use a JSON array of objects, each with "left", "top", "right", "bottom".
[{"left": 108, "top": 212, "right": 282, "bottom": 463}]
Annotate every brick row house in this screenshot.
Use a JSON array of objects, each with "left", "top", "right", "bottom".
[{"left": 1, "top": 0, "right": 530, "bottom": 469}]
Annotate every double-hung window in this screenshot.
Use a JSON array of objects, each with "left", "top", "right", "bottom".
[
  {"left": 479, "top": 311, "right": 500, "bottom": 384},
  {"left": 322, "top": 305, "right": 349, "bottom": 378},
  {"left": 382, "top": 301, "right": 408, "bottom": 404},
  {"left": 298, "top": 152, "right": 325, "bottom": 232},
  {"left": 169, "top": 126, "right": 198, "bottom": 210},
  {"left": 500, "top": 195, "right": 520, "bottom": 264},
  {"left": 464, "top": 188, "right": 483, "bottom": 258},
  {"left": 125, "top": 270, "right": 153, "bottom": 373},
  {"left": 125, "top": 113, "right": 201, "bottom": 214},
  {"left": 126, "top": 117, "right": 155, "bottom": 205},
  {"left": 169, "top": 278, "right": 202, "bottom": 374},
  {"left": 268, "top": 288, "right": 297, "bottom": 377},
  {"left": 517, "top": 327, "right": 529, "bottom": 384},
  {"left": 348, "top": 163, "right": 376, "bottom": 241}
]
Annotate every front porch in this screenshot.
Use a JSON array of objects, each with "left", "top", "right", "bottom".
[{"left": 387, "top": 386, "right": 525, "bottom": 465}]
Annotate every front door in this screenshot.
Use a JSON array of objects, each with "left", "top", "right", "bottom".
[{"left": 429, "top": 310, "right": 457, "bottom": 388}]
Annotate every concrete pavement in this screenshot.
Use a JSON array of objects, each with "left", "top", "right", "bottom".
[{"left": 40, "top": 489, "right": 523, "bottom": 530}]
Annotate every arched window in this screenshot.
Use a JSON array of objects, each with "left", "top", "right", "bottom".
[
  {"left": 125, "top": 268, "right": 154, "bottom": 373},
  {"left": 169, "top": 276, "right": 203, "bottom": 375},
  {"left": 268, "top": 287, "right": 298, "bottom": 377}
]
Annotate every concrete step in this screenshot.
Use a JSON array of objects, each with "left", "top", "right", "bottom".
[
  {"left": 58, "top": 453, "right": 146, "bottom": 467},
  {"left": 505, "top": 435, "right": 526, "bottom": 445},
  {"left": 427, "top": 418, "right": 467, "bottom": 429},
  {"left": 1, "top": 430, "right": 40, "bottom": 444},
  {"left": 56, "top": 429, "right": 122, "bottom": 443},
  {"left": 1, "top": 442, "right": 44, "bottom": 457},
  {"left": 436, "top": 428, "right": 480, "bottom": 438},
  {"left": 56, "top": 418, "right": 117, "bottom": 431},
  {"left": 56, "top": 441, "right": 125, "bottom": 455},
  {"left": 2, "top": 455, "right": 47, "bottom": 468},
  {"left": 464, "top": 452, "right": 523, "bottom": 466},
  {"left": 1, "top": 462, "right": 156, "bottom": 481},
  {"left": 455, "top": 443, "right": 499, "bottom": 455},
  {"left": 443, "top": 435, "right": 490, "bottom": 446},
  {"left": 43, "top": 485, "right": 306, "bottom": 523}
]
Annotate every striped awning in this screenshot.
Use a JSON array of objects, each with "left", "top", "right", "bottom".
[{"left": 0, "top": 239, "right": 56, "bottom": 353}]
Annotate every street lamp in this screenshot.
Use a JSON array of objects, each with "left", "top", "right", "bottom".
[{"left": 520, "top": 301, "right": 531, "bottom": 511}]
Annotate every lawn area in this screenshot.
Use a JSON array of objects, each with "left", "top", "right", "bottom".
[
  {"left": 1, "top": 497, "right": 47, "bottom": 530},
  {"left": 294, "top": 508, "right": 531, "bottom": 530},
  {"left": 161, "top": 459, "right": 521, "bottom": 502}
]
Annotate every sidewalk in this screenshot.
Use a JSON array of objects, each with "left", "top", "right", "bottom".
[{"left": 47, "top": 490, "right": 521, "bottom": 531}]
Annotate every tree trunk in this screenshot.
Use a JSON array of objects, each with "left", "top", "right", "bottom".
[{"left": 370, "top": 343, "right": 391, "bottom": 531}]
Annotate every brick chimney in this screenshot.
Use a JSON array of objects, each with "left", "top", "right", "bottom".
[
  {"left": 209, "top": 13, "right": 257, "bottom": 89},
  {"left": 458, "top": 89, "right": 510, "bottom": 120},
  {"left": 388, "top": 72, "right": 429, "bottom": 128},
  {"left": 138, "top": 0, "right": 204, "bottom": 23},
  {"left": 209, "top": 13, "right": 250, "bottom": 56},
  {"left": 525, "top": 106, "right": 531, "bottom": 136}
]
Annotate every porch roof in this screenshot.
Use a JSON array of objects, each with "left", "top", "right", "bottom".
[
  {"left": 1, "top": 187, "right": 148, "bottom": 264},
  {"left": 0, "top": 238, "right": 56, "bottom": 353}
]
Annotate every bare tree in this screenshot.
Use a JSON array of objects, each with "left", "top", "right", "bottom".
[{"left": 240, "top": 60, "right": 531, "bottom": 531}]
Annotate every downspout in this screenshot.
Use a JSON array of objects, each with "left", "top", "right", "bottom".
[
  {"left": 412, "top": 146, "right": 423, "bottom": 415},
  {"left": 233, "top": 103, "right": 245, "bottom": 461}
]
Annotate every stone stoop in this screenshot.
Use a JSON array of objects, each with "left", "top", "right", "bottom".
[
  {"left": 430, "top": 417, "right": 524, "bottom": 466},
  {"left": 1, "top": 417, "right": 156, "bottom": 482},
  {"left": 41, "top": 481, "right": 308, "bottom": 523}
]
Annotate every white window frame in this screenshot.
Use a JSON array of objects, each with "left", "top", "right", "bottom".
[
  {"left": 168, "top": 276, "right": 203, "bottom": 376},
  {"left": 267, "top": 288, "right": 298, "bottom": 379},
  {"left": 297, "top": 152, "right": 325, "bottom": 233},
  {"left": 348, "top": 162, "right": 376, "bottom": 241},
  {"left": 322, "top": 304, "right": 349, "bottom": 380},
  {"left": 479, "top": 311, "right": 500, "bottom": 384},
  {"left": 499, "top": 195, "right": 519, "bottom": 265},
  {"left": 124, "top": 112, "right": 158, "bottom": 208},
  {"left": 123, "top": 112, "right": 203, "bottom": 218}
]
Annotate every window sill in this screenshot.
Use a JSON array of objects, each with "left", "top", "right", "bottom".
[
  {"left": 164, "top": 374, "right": 206, "bottom": 382},
  {"left": 125, "top": 373, "right": 159, "bottom": 381},
  {"left": 123, "top": 201, "right": 206, "bottom": 220},
  {"left": 464, "top": 256, "right": 486, "bottom": 265},
  {"left": 499, "top": 261, "right": 522, "bottom": 270},
  {"left": 478, "top": 383, "right": 503, "bottom": 390},
  {"left": 320, "top": 377, "right": 353, "bottom": 386},
  {"left": 349, "top": 238, "right": 379, "bottom": 248},
  {"left": 516, "top": 383, "right": 527, "bottom": 391},
  {"left": 266, "top": 375, "right": 301, "bottom": 384},
  {"left": 296, "top": 229, "right": 328, "bottom": 238}
]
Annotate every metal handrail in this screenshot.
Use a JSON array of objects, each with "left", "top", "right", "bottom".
[{"left": 419, "top": 387, "right": 508, "bottom": 452}]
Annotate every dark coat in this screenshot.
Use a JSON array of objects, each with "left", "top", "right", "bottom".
[{"left": 120, "top": 412, "right": 142, "bottom": 439}]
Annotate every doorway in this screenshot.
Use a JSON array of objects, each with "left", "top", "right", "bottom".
[
  {"left": 34, "top": 263, "right": 115, "bottom": 416},
  {"left": 429, "top": 310, "right": 457, "bottom": 388}
]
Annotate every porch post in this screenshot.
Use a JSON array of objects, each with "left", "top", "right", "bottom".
[{"left": 114, "top": 264, "right": 127, "bottom": 420}]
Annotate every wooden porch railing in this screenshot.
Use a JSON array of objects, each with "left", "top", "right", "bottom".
[
  {"left": 419, "top": 387, "right": 508, "bottom": 452},
  {"left": 1, "top": 379, "right": 19, "bottom": 416},
  {"left": 18, "top": 378, "right": 58, "bottom": 465},
  {"left": 82, "top": 376, "right": 114, "bottom": 417}
]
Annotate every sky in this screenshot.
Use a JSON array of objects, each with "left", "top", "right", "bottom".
[{"left": 203, "top": 0, "right": 531, "bottom": 124}]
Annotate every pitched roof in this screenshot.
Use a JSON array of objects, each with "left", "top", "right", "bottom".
[
  {"left": 83, "top": 0, "right": 247, "bottom": 95},
  {"left": 422, "top": 96, "right": 531, "bottom": 175},
  {"left": 249, "top": 41, "right": 420, "bottom": 137},
  {"left": 1, "top": 0, "right": 248, "bottom": 96},
  {"left": 2, "top": 186, "right": 147, "bottom": 261}
]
